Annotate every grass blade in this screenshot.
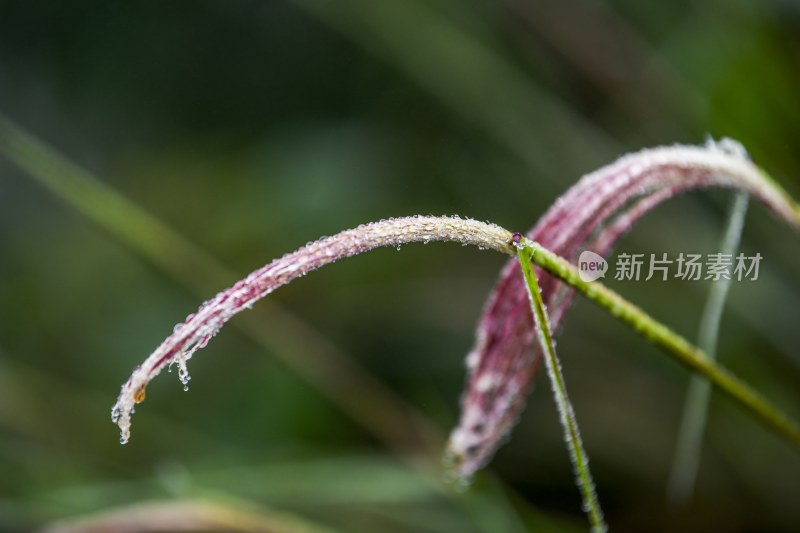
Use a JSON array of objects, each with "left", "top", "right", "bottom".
[
  {"left": 0, "top": 114, "right": 442, "bottom": 457},
  {"left": 668, "top": 191, "right": 750, "bottom": 504},
  {"left": 516, "top": 238, "right": 606, "bottom": 532}
]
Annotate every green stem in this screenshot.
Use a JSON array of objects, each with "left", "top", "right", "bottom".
[
  {"left": 668, "top": 191, "right": 749, "bottom": 504},
  {"left": 517, "top": 242, "right": 606, "bottom": 533},
  {"left": 523, "top": 237, "right": 800, "bottom": 450}
]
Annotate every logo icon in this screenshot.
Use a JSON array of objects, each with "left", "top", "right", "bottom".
[{"left": 578, "top": 250, "right": 607, "bottom": 282}]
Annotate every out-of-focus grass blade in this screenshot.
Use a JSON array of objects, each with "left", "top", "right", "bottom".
[
  {"left": 38, "top": 498, "right": 337, "bottom": 533},
  {"left": 33, "top": 456, "right": 573, "bottom": 533},
  {"left": 669, "top": 191, "right": 749, "bottom": 504}
]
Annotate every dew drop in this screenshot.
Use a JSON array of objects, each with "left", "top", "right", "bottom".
[
  {"left": 133, "top": 384, "right": 147, "bottom": 404},
  {"left": 175, "top": 352, "right": 191, "bottom": 389}
]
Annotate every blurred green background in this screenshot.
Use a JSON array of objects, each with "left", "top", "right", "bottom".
[{"left": 1, "top": 1, "right": 800, "bottom": 531}]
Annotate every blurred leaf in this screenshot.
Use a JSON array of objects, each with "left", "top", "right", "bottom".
[{"left": 38, "top": 499, "right": 337, "bottom": 533}]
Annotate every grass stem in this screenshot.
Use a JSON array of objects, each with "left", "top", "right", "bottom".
[
  {"left": 668, "top": 191, "right": 750, "bottom": 505},
  {"left": 517, "top": 241, "right": 606, "bottom": 533}
]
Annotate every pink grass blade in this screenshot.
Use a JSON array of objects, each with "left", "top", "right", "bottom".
[
  {"left": 112, "top": 216, "right": 515, "bottom": 444},
  {"left": 446, "top": 140, "right": 800, "bottom": 481}
]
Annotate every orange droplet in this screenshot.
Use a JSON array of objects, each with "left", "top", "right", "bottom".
[{"left": 133, "top": 384, "right": 147, "bottom": 404}]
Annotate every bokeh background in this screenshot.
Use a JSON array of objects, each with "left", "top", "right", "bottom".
[{"left": 1, "top": 1, "right": 800, "bottom": 531}]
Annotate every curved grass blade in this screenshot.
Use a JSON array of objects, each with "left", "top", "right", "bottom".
[
  {"left": 111, "top": 216, "right": 516, "bottom": 444},
  {"left": 447, "top": 140, "right": 800, "bottom": 480},
  {"left": 0, "top": 115, "right": 451, "bottom": 457}
]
